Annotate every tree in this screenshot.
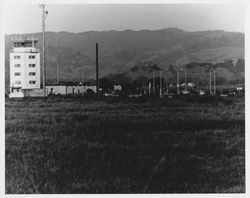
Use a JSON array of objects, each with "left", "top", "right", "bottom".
[
  {"left": 107, "top": 73, "right": 132, "bottom": 85},
  {"left": 215, "top": 76, "right": 227, "bottom": 85},
  {"left": 133, "top": 76, "right": 149, "bottom": 87},
  {"left": 99, "top": 77, "right": 113, "bottom": 92},
  {"left": 235, "top": 58, "right": 244, "bottom": 73},
  {"left": 224, "top": 58, "right": 234, "bottom": 68},
  {"left": 130, "top": 65, "right": 140, "bottom": 72},
  {"left": 149, "top": 64, "right": 161, "bottom": 70}
]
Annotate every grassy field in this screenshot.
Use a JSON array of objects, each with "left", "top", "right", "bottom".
[{"left": 5, "top": 96, "right": 245, "bottom": 193}]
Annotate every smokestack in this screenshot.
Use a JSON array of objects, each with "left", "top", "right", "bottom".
[{"left": 96, "top": 43, "right": 99, "bottom": 96}]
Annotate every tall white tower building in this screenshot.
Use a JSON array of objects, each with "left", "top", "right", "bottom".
[{"left": 9, "top": 37, "right": 41, "bottom": 97}]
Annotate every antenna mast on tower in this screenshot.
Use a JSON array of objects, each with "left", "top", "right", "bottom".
[{"left": 40, "top": 4, "right": 48, "bottom": 97}]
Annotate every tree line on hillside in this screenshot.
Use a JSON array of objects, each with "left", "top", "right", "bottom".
[
  {"left": 131, "top": 58, "right": 244, "bottom": 73},
  {"left": 123, "top": 58, "right": 244, "bottom": 83}
]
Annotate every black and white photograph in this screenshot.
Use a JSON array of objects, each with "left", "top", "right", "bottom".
[{"left": 1, "top": 0, "right": 248, "bottom": 196}]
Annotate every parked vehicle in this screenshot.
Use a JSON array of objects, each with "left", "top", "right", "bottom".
[
  {"left": 181, "top": 90, "right": 190, "bottom": 95},
  {"left": 199, "top": 90, "right": 206, "bottom": 96}
]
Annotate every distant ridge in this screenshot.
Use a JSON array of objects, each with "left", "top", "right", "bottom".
[{"left": 5, "top": 28, "right": 244, "bottom": 85}]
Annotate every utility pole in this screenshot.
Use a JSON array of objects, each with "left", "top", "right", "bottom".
[
  {"left": 160, "top": 70, "right": 162, "bottom": 97},
  {"left": 152, "top": 69, "right": 155, "bottom": 95},
  {"left": 161, "top": 68, "right": 169, "bottom": 95},
  {"left": 177, "top": 68, "right": 180, "bottom": 95},
  {"left": 185, "top": 68, "right": 187, "bottom": 91},
  {"left": 40, "top": 4, "right": 48, "bottom": 97},
  {"left": 82, "top": 71, "right": 84, "bottom": 96},
  {"left": 213, "top": 69, "right": 216, "bottom": 95},
  {"left": 57, "top": 64, "right": 59, "bottom": 84},
  {"left": 96, "top": 43, "right": 99, "bottom": 96},
  {"left": 148, "top": 82, "right": 151, "bottom": 95},
  {"left": 209, "top": 69, "right": 212, "bottom": 95}
]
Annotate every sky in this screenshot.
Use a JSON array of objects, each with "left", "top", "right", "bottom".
[{"left": 3, "top": 3, "right": 245, "bottom": 34}]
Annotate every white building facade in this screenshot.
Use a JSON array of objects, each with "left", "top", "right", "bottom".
[
  {"left": 46, "top": 84, "right": 97, "bottom": 95},
  {"left": 9, "top": 38, "right": 42, "bottom": 97}
]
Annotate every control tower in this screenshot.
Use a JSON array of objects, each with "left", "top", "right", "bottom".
[{"left": 9, "top": 37, "right": 42, "bottom": 97}]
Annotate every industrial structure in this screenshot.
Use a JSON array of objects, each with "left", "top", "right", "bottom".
[{"left": 9, "top": 37, "right": 43, "bottom": 98}]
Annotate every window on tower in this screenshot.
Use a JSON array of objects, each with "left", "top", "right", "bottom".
[
  {"left": 14, "top": 64, "right": 21, "bottom": 68},
  {"left": 14, "top": 55, "right": 21, "bottom": 59},
  {"left": 29, "top": 81, "right": 36, "bottom": 84},
  {"left": 29, "top": 72, "right": 36, "bottom": 76},
  {"left": 14, "top": 81, "right": 21, "bottom": 85},
  {"left": 29, "top": 64, "right": 36, "bottom": 68},
  {"left": 14, "top": 72, "right": 21, "bottom": 76},
  {"left": 29, "top": 55, "right": 36, "bottom": 59}
]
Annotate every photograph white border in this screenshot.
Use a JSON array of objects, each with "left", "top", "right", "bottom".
[{"left": 0, "top": 0, "right": 249, "bottom": 197}]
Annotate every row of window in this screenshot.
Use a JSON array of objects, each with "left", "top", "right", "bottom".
[
  {"left": 14, "top": 64, "right": 36, "bottom": 68},
  {"left": 14, "top": 55, "right": 36, "bottom": 59},
  {"left": 14, "top": 81, "right": 36, "bottom": 85},
  {"left": 14, "top": 72, "right": 36, "bottom": 76}
]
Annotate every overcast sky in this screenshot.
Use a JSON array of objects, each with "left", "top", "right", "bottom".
[{"left": 3, "top": 4, "right": 245, "bottom": 34}]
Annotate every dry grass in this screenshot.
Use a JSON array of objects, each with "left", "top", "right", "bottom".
[{"left": 5, "top": 96, "right": 245, "bottom": 193}]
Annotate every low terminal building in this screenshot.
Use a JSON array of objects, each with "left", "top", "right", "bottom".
[{"left": 46, "top": 81, "right": 97, "bottom": 95}]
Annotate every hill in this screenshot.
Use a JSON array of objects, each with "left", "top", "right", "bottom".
[{"left": 5, "top": 28, "right": 244, "bottom": 86}]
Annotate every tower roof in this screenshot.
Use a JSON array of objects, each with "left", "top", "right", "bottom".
[{"left": 11, "top": 37, "right": 38, "bottom": 48}]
